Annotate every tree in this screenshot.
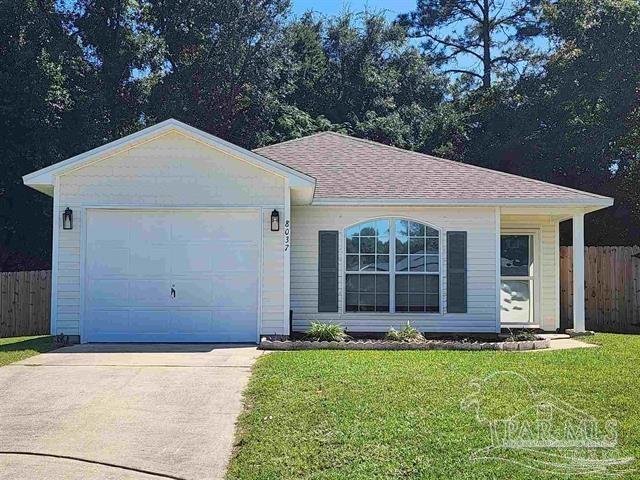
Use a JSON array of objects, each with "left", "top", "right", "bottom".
[
  {"left": 441, "top": 0, "right": 640, "bottom": 244},
  {"left": 66, "top": 0, "right": 151, "bottom": 140},
  {"left": 0, "top": 0, "right": 83, "bottom": 269},
  {"left": 145, "top": 0, "right": 290, "bottom": 148},
  {"left": 400, "top": 0, "right": 543, "bottom": 88},
  {"left": 275, "top": 11, "right": 446, "bottom": 147}
]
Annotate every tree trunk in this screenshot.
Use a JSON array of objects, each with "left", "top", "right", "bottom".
[{"left": 482, "top": 0, "right": 492, "bottom": 88}]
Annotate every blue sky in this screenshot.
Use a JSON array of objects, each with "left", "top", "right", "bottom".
[{"left": 290, "top": 0, "right": 416, "bottom": 19}]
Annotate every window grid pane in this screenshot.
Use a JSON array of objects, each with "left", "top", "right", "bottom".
[
  {"left": 346, "top": 273, "right": 390, "bottom": 312},
  {"left": 395, "top": 274, "right": 440, "bottom": 313},
  {"left": 346, "top": 219, "right": 440, "bottom": 314},
  {"left": 395, "top": 219, "right": 440, "bottom": 276}
]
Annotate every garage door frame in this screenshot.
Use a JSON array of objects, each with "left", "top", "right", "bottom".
[{"left": 80, "top": 206, "right": 264, "bottom": 344}]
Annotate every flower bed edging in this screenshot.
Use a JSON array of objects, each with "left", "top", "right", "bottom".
[{"left": 259, "top": 337, "right": 550, "bottom": 351}]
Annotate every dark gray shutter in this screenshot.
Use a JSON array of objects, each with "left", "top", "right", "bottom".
[
  {"left": 447, "top": 231, "right": 467, "bottom": 313},
  {"left": 318, "top": 231, "right": 339, "bottom": 312}
]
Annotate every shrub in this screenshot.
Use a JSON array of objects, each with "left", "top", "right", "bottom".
[
  {"left": 306, "top": 322, "right": 348, "bottom": 342},
  {"left": 506, "top": 329, "right": 538, "bottom": 342},
  {"left": 385, "top": 322, "right": 425, "bottom": 342}
]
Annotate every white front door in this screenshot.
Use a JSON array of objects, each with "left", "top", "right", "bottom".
[
  {"left": 85, "top": 209, "right": 260, "bottom": 342},
  {"left": 500, "top": 233, "right": 537, "bottom": 325}
]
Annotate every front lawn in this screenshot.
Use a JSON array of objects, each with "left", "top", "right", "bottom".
[
  {"left": 228, "top": 334, "right": 640, "bottom": 479},
  {"left": 0, "top": 335, "right": 55, "bottom": 367}
]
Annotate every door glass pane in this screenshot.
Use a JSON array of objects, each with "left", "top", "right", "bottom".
[
  {"left": 501, "top": 280, "right": 531, "bottom": 323},
  {"left": 501, "top": 235, "right": 531, "bottom": 277}
]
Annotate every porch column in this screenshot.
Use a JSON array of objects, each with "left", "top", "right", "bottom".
[{"left": 572, "top": 212, "right": 586, "bottom": 332}]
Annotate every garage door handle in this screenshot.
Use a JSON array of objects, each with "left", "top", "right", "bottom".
[{"left": 171, "top": 286, "right": 176, "bottom": 298}]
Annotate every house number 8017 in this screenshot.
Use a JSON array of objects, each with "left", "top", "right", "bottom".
[{"left": 284, "top": 220, "right": 290, "bottom": 251}]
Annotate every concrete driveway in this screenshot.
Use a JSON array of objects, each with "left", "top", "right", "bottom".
[{"left": 0, "top": 344, "right": 262, "bottom": 480}]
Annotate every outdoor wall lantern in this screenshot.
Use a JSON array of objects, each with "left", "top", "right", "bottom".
[
  {"left": 271, "top": 209, "right": 280, "bottom": 232},
  {"left": 62, "top": 207, "right": 73, "bottom": 230}
]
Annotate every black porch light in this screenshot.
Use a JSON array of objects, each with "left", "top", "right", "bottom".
[
  {"left": 62, "top": 207, "right": 73, "bottom": 230},
  {"left": 270, "top": 209, "right": 280, "bottom": 232}
]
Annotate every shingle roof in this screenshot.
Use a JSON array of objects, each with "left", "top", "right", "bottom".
[{"left": 254, "top": 132, "right": 611, "bottom": 205}]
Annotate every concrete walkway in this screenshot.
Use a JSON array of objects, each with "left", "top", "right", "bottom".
[
  {"left": 0, "top": 344, "right": 262, "bottom": 480},
  {"left": 532, "top": 334, "right": 600, "bottom": 352}
]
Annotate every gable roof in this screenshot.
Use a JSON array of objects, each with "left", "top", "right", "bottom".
[
  {"left": 255, "top": 132, "right": 613, "bottom": 207},
  {"left": 23, "top": 119, "right": 316, "bottom": 196}
]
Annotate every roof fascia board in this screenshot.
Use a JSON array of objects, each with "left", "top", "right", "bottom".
[{"left": 311, "top": 197, "right": 614, "bottom": 208}]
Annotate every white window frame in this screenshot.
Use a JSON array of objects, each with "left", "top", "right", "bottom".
[
  {"left": 342, "top": 217, "right": 442, "bottom": 315},
  {"left": 500, "top": 229, "right": 541, "bottom": 326}
]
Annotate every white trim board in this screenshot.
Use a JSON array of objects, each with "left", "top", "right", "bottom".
[
  {"left": 311, "top": 198, "right": 613, "bottom": 208},
  {"left": 79, "top": 206, "right": 264, "bottom": 344}
]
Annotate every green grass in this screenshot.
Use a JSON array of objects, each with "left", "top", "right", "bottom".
[
  {"left": 0, "top": 335, "right": 55, "bottom": 367},
  {"left": 228, "top": 334, "right": 640, "bottom": 479}
]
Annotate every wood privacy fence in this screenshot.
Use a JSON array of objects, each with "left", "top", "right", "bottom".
[
  {"left": 560, "top": 246, "right": 640, "bottom": 333},
  {"left": 0, "top": 270, "right": 51, "bottom": 337}
]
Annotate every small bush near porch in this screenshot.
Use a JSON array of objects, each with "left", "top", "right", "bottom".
[{"left": 228, "top": 334, "right": 640, "bottom": 479}]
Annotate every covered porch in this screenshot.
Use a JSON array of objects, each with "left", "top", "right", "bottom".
[{"left": 499, "top": 207, "right": 590, "bottom": 333}]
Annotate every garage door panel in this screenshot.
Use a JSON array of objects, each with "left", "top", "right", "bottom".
[
  {"left": 212, "top": 274, "right": 258, "bottom": 308},
  {"left": 87, "top": 310, "right": 130, "bottom": 335},
  {"left": 171, "top": 245, "right": 214, "bottom": 274},
  {"left": 88, "top": 211, "right": 131, "bottom": 242},
  {"left": 129, "top": 280, "right": 171, "bottom": 307},
  {"left": 212, "top": 311, "right": 258, "bottom": 338},
  {"left": 88, "top": 279, "right": 130, "bottom": 308},
  {"left": 85, "top": 209, "right": 260, "bottom": 342},
  {"left": 88, "top": 247, "right": 130, "bottom": 276},
  {"left": 129, "top": 213, "right": 171, "bottom": 242},
  {"left": 129, "top": 246, "right": 170, "bottom": 276},
  {"left": 170, "top": 213, "right": 226, "bottom": 241},
  {"left": 128, "top": 310, "right": 170, "bottom": 334},
  {"left": 171, "top": 279, "right": 214, "bottom": 307},
  {"left": 212, "top": 244, "right": 259, "bottom": 272},
  {"left": 171, "top": 311, "right": 213, "bottom": 334}
]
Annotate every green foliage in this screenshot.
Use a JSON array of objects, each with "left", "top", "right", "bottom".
[
  {"left": 228, "top": 334, "right": 640, "bottom": 479},
  {"left": 1, "top": 0, "right": 640, "bottom": 269},
  {"left": 306, "top": 322, "right": 348, "bottom": 342},
  {"left": 401, "top": 0, "right": 544, "bottom": 88},
  {"left": 506, "top": 329, "right": 539, "bottom": 342},
  {"left": 385, "top": 322, "right": 426, "bottom": 342},
  {"left": 0, "top": 336, "right": 55, "bottom": 367}
]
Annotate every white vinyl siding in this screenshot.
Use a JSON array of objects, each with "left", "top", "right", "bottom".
[
  {"left": 52, "top": 131, "right": 286, "bottom": 338},
  {"left": 290, "top": 206, "right": 498, "bottom": 333}
]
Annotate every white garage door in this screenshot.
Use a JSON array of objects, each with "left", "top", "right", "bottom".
[{"left": 85, "top": 210, "right": 260, "bottom": 342}]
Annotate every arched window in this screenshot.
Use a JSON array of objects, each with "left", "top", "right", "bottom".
[{"left": 345, "top": 219, "right": 440, "bottom": 313}]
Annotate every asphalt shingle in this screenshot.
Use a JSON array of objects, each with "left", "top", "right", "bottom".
[{"left": 254, "top": 132, "right": 609, "bottom": 203}]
